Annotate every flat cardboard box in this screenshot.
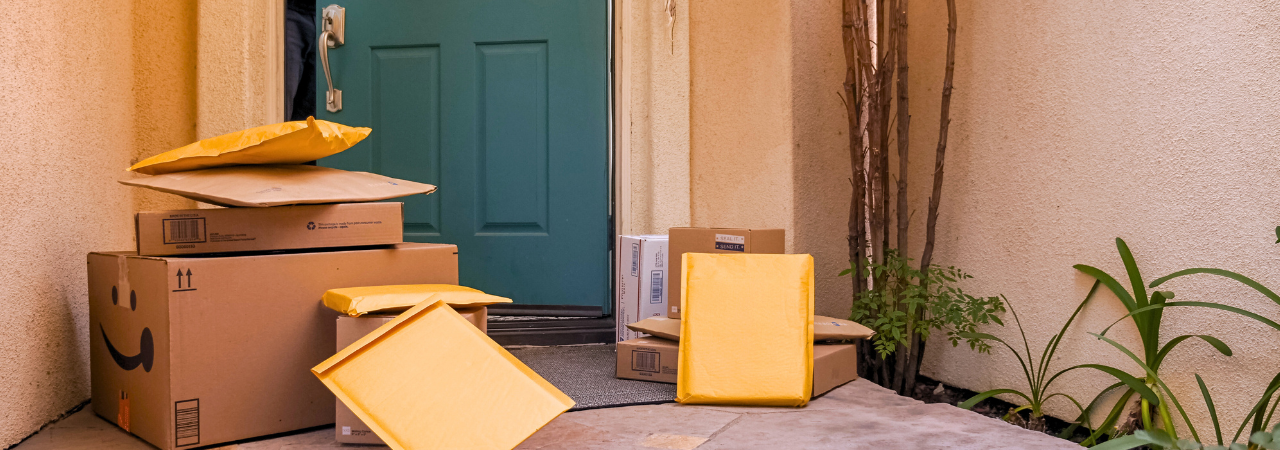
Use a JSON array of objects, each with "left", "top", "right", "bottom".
[
  {"left": 88, "top": 243, "right": 458, "bottom": 450},
  {"left": 615, "top": 235, "right": 669, "bottom": 341},
  {"left": 334, "top": 307, "right": 487, "bottom": 445},
  {"left": 135, "top": 202, "right": 404, "bottom": 256},
  {"left": 616, "top": 337, "right": 858, "bottom": 397},
  {"left": 666, "top": 227, "right": 785, "bottom": 318}
]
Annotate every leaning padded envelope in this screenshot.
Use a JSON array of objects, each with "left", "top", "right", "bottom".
[
  {"left": 312, "top": 300, "right": 574, "bottom": 450},
  {"left": 323, "top": 284, "right": 513, "bottom": 317},
  {"left": 129, "top": 117, "right": 370, "bottom": 175},
  {"left": 121, "top": 164, "right": 437, "bottom": 207},
  {"left": 676, "top": 253, "right": 815, "bottom": 407}
]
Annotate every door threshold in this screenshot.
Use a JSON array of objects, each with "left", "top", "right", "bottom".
[{"left": 488, "top": 315, "right": 615, "bottom": 346}]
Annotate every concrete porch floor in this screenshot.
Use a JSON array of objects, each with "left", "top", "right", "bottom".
[{"left": 14, "top": 379, "right": 1079, "bottom": 450}]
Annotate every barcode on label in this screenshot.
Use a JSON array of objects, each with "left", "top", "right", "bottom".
[
  {"left": 630, "top": 243, "right": 640, "bottom": 277},
  {"left": 649, "top": 270, "right": 663, "bottom": 304},
  {"left": 163, "top": 218, "right": 206, "bottom": 244},
  {"left": 632, "top": 350, "right": 660, "bottom": 373},
  {"left": 174, "top": 399, "right": 199, "bottom": 446}
]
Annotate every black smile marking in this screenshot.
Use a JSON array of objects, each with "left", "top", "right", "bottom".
[{"left": 101, "top": 324, "right": 154, "bottom": 372}]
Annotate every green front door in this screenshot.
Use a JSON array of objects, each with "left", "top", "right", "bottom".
[{"left": 317, "top": 1, "right": 609, "bottom": 311}]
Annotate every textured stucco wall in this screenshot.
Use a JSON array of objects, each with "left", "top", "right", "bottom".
[
  {"left": 789, "top": 0, "right": 857, "bottom": 317},
  {"left": 0, "top": 0, "right": 197, "bottom": 446},
  {"left": 910, "top": 0, "right": 1280, "bottom": 434},
  {"left": 624, "top": 0, "right": 692, "bottom": 235},
  {"left": 197, "top": 0, "right": 280, "bottom": 139},
  {"left": 688, "top": 0, "right": 796, "bottom": 248}
]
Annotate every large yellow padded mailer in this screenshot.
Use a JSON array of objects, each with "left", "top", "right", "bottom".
[
  {"left": 323, "top": 284, "right": 513, "bottom": 317},
  {"left": 129, "top": 116, "right": 371, "bottom": 175},
  {"left": 676, "top": 253, "right": 815, "bottom": 407},
  {"left": 312, "top": 300, "right": 574, "bottom": 450}
]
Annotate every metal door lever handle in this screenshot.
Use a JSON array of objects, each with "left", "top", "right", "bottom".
[{"left": 320, "top": 5, "right": 345, "bottom": 113}]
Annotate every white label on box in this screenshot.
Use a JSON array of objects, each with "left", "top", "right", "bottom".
[
  {"left": 342, "top": 426, "right": 352, "bottom": 436},
  {"left": 649, "top": 270, "right": 664, "bottom": 304},
  {"left": 630, "top": 243, "right": 640, "bottom": 277},
  {"left": 714, "top": 233, "right": 745, "bottom": 252}
]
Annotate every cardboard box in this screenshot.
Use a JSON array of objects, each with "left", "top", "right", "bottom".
[
  {"left": 666, "top": 227, "right": 785, "bottom": 318},
  {"left": 615, "top": 235, "right": 669, "bottom": 341},
  {"left": 135, "top": 202, "right": 404, "bottom": 256},
  {"left": 88, "top": 243, "right": 458, "bottom": 450},
  {"left": 334, "top": 307, "right": 486, "bottom": 445},
  {"left": 616, "top": 337, "right": 858, "bottom": 397}
]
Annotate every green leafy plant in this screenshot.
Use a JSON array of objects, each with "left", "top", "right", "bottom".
[
  {"left": 842, "top": 249, "right": 1005, "bottom": 395},
  {"left": 1089, "top": 423, "right": 1280, "bottom": 450},
  {"left": 1071, "top": 238, "right": 1262, "bottom": 444},
  {"left": 1077, "top": 238, "right": 1280, "bottom": 445},
  {"left": 956, "top": 285, "right": 1160, "bottom": 432}
]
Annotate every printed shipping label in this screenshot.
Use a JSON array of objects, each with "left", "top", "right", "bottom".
[
  {"left": 175, "top": 399, "right": 200, "bottom": 447},
  {"left": 714, "top": 233, "right": 746, "bottom": 252},
  {"left": 162, "top": 218, "right": 206, "bottom": 244},
  {"left": 630, "top": 243, "right": 640, "bottom": 277},
  {"left": 649, "top": 270, "right": 664, "bottom": 304},
  {"left": 632, "top": 350, "right": 660, "bottom": 373}
]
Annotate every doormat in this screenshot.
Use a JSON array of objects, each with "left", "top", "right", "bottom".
[{"left": 507, "top": 344, "right": 675, "bottom": 411}]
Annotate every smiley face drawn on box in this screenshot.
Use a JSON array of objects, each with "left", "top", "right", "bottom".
[{"left": 101, "top": 286, "right": 155, "bottom": 372}]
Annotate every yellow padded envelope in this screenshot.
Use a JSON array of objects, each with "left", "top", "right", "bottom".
[
  {"left": 676, "top": 253, "right": 814, "bottom": 407},
  {"left": 129, "top": 116, "right": 370, "bottom": 175},
  {"left": 312, "top": 300, "right": 574, "bottom": 450},
  {"left": 323, "top": 284, "right": 513, "bottom": 317}
]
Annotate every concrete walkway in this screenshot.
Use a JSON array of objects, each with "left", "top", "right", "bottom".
[{"left": 13, "top": 379, "right": 1079, "bottom": 450}]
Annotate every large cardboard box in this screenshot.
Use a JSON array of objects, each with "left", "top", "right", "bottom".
[
  {"left": 616, "top": 337, "right": 858, "bottom": 397},
  {"left": 135, "top": 202, "right": 404, "bottom": 256},
  {"left": 88, "top": 243, "right": 458, "bottom": 450},
  {"left": 615, "top": 235, "right": 669, "bottom": 342},
  {"left": 666, "top": 228, "right": 785, "bottom": 318},
  {"left": 333, "top": 307, "right": 487, "bottom": 445}
]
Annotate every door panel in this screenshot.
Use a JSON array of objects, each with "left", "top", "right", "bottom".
[
  {"left": 318, "top": 1, "right": 609, "bottom": 311},
  {"left": 476, "top": 42, "right": 548, "bottom": 235}
]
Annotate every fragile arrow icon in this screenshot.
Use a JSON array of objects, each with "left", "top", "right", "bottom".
[
  {"left": 185, "top": 269, "right": 192, "bottom": 288},
  {"left": 176, "top": 269, "right": 184, "bottom": 289}
]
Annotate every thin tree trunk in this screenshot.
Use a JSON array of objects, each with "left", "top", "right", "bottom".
[
  {"left": 842, "top": 0, "right": 868, "bottom": 299},
  {"left": 919, "top": 0, "right": 957, "bottom": 273},
  {"left": 894, "top": 0, "right": 910, "bottom": 257}
]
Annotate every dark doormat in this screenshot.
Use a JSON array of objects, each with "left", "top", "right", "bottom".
[{"left": 507, "top": 344, "right": 676, "bottom": 411}]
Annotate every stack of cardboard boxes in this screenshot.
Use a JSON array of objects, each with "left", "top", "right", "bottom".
[
  {"left": 614, "top": 227, "right": 866, "bottom": 397},
  {"left": 89, "top": 203, "right": 464, "bottom": 449},
  {"left": 92, "top": 117, "right": 470, "bottom": 449}
]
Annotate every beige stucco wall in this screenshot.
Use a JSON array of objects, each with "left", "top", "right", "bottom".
[
  {"left": 622, "top": 0, "right": 692, "bottom": 236},
  {"left": 0, "top": 0, "right": 277, "bottom": 445},
  {"left": 911, "top": 0, "right": 1280, "bottom": 435},
  {"left": 682, "top": 0, "right": 854, "bottom": 317},
  {"left": 0, "top": 0, "right": 198, "bottom": 446}
]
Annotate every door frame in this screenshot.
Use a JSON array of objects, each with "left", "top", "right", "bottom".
[
  {"left": 273, "top": 1, "right": 630, "bottom": 237},
  {"left": 270, "top": 1, "right": 629, "bottom": 310},
  {"left": 271, "top": 2, "right": 631, "bottom": 237}
]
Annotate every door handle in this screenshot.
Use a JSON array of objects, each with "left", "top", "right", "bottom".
[{"left": 319, "top": 4, "right": 346, "bottom": 113}]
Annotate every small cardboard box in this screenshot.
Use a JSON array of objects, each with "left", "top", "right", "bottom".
[
  {"left": 135, "top": 202, "right": 404, "bottom": 256},
  {"left": 334, "top": 307, "right": 487, "bottom": 445},
  {"left": 616, "top": 337, "right": 858, "bottom": 397},
  {"left": 615, "top": 235, "right": 669, "bottom": 341},
  {"left": 666, "top": 227, "right": 785, "bottom": 318},
  {"left": 88, "top": 243, "right": 458, "bottom": 450}
]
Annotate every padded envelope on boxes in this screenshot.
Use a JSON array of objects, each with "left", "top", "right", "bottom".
[
  {"left": 312, "top": 300, "right": 573, "bottom": 450},
  {"left": 676, "top": 253, "right": 815, "bottom": 407}
]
